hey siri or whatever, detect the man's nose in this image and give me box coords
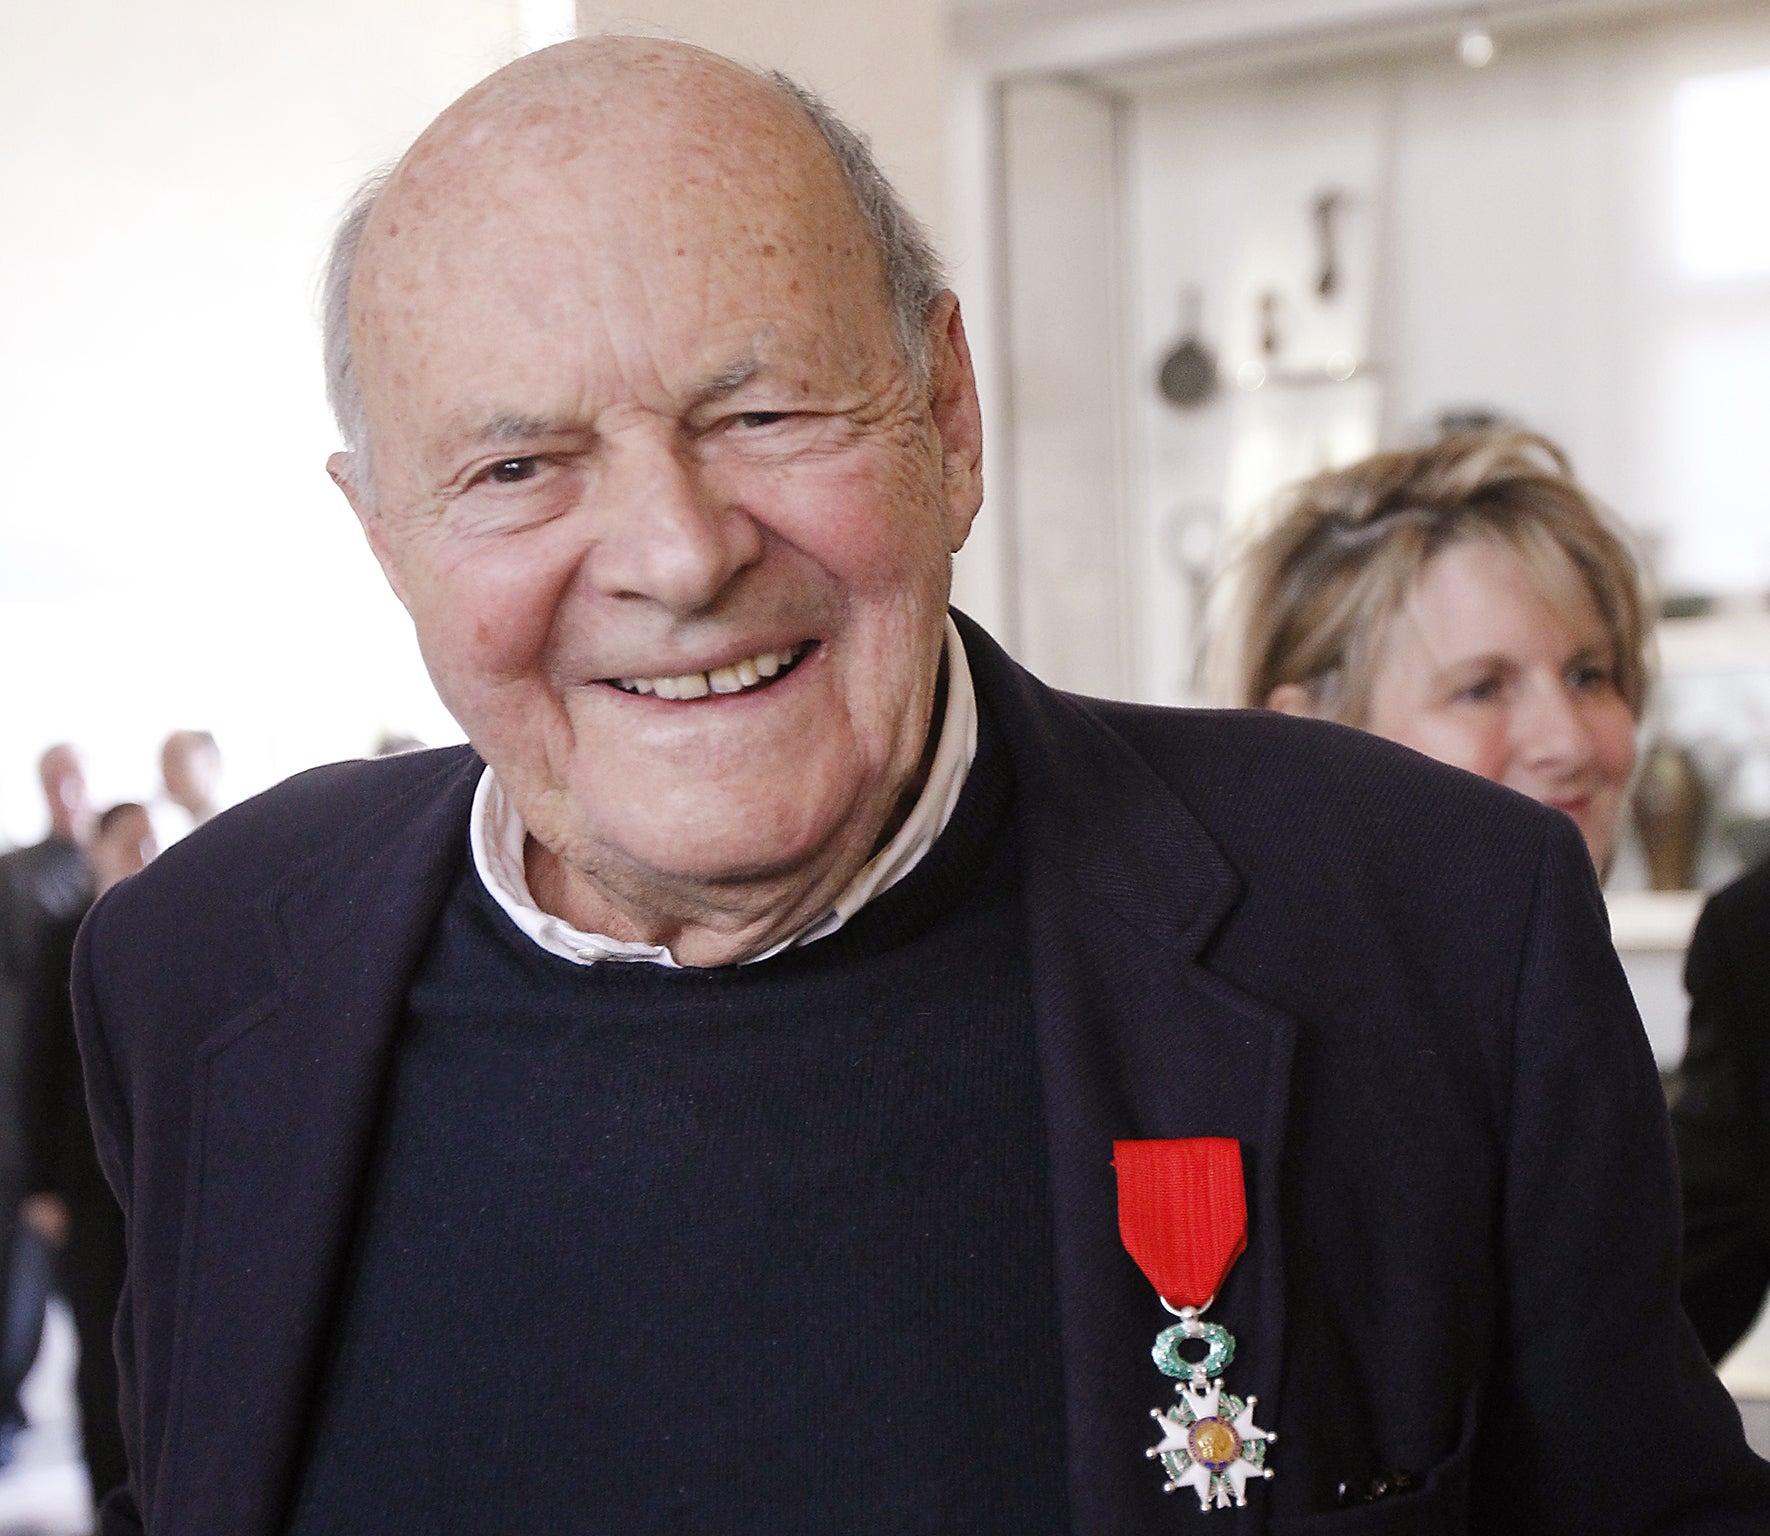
[587,434,764,613]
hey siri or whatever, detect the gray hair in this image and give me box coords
[761,70,946,389]
[319,64,946,479]
[321,167,391,471]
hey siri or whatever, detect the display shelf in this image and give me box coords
[1606,888,1703,952]
[1657,609,1770,678]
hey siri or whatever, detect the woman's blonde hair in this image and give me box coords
[1216,430,1651,723]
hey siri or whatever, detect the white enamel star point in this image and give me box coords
[1148,1407,1190,1458]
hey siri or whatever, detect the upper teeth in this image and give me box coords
[615,644,805,699]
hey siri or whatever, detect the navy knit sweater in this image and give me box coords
[286,711,1070,1534]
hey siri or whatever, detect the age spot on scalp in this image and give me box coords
[761,242,778,257]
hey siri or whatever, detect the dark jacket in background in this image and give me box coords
[0,835,90,1420]
[72,618,1770,1534]
[0,835,92,1194]
[25,903,128,1504]
[1673,857,1770,1362]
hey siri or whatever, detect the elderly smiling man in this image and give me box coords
[73,37,1768,1536]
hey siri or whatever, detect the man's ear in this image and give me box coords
[924,291,984,554]
[328,451,411,610]
[1265,682,1323,718]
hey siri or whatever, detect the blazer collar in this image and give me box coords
[959,615,1298,1533]
[153,747,481,1536]
[955,611,1240,956]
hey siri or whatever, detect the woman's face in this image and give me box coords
[1360,537,1638,868]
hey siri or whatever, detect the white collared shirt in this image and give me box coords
[470,616,978,968]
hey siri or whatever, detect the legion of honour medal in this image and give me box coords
[1114,1137,1275,1512]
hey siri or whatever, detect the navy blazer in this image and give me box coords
[73,616,1770,1533]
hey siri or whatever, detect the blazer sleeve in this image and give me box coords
[1672,878,1770,1364]
[1475,816,1770,1529]
[70,901,147,1536]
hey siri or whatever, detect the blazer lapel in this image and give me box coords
[151,751,480,1536]
[964,619,1298,1533]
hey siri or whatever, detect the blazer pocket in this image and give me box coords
[1268,1384,1479,1535]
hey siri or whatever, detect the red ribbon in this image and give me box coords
[1113,1137,1247,1310]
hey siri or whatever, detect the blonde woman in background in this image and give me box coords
[1218,430,1650,869]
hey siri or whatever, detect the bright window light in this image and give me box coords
[519,0,577,55]
[1673,66,1770,282]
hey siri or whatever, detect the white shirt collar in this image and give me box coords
[469,616,978,968]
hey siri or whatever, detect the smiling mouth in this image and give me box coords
[607,642,813,700]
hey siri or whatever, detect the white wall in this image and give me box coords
[997,79,1134,698]
[0,0,546,843]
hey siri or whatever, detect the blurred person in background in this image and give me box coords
[371,733,427,758]
[1218,430,1649,871]
[0,745,93,1460]
[149,730,222,849]
[22,802,157,1516]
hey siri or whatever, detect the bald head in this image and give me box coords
[323,39,943,489]
[161,729,222,821]
[38,743,91,844]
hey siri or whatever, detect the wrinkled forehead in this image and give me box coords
[349,60,887,404]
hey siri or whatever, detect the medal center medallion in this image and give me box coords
[1189,1419,1241,1469]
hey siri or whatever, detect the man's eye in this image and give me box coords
[734,411,790,430]
[1457,676,1503,704]
[486,457,540,484]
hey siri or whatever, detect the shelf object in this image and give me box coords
[1657,609,1770,678]
[1606,889,1703,952]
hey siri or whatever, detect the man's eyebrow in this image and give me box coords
[449,363,766,444]
[469,412,580,443]
[688,357,763,408]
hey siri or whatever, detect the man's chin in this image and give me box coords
[535,782,876,916]
[603,818,859,900]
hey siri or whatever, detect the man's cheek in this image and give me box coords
[427,568,560,678]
